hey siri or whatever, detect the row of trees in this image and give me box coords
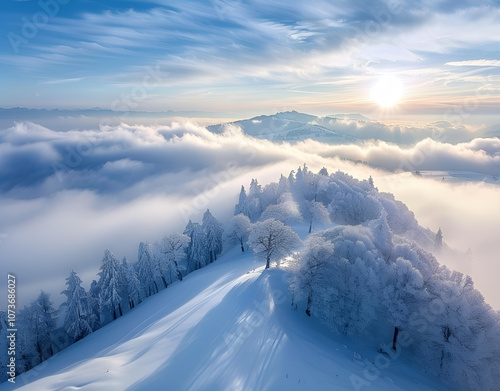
[1,198,304,383]
[0,209,226,381]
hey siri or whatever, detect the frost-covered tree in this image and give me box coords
[22,291,58,363]
[435,227,443,250]
[248,218,301,269]
[368,210,393,260]
[305,200,330,233]
[87,280,101,331]
[161,233,190,281]
[419,271,500,390]
[225,213,251,252]
[121,258,142,309]
[98,249,123,324]
[305,226,384,336]
[382,258,427,351]
[202,209,224,264]
[61,270,93,342]
[261,192,303,225]
[260,182,280,211]
[117,257,132,312]
[234,185,251,217]
[184,221,207,270]
[292,236,335,316]
[247,179,263,221]
[277,174,290,194]
[137,241,161,297]
[318,167,329,176]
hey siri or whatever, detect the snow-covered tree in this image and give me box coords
[136,241,162,297]
[435,227,443,250]
[161,233,190,281]
[318,167,329,176]
[305,226,384,336]
[234,185,251,217]
[277,173,290,194]
[87,280,101,331]
[382,258,427,351]
[202,209,224,264]
[304,200,330,233]
[292,236,335,316]
[23,291,58,363]
[260,192,303,225]
[418,271,500,390]
[248,218,301,269]
[121,258,142,309]
[247,179,263,221]
[225,213,251,252]
[184,221,207,271]
[368,210,393,260]
[61,270,93,342]
[98,249,123,324]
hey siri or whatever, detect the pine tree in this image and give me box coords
[125,260,142,309]
[27,291,58,363]
[247,179,263,221]
[435,227,443,250]
[234,186,251,217]
[202,209,224,264]
[184,221,206,271]
[87,280,101,331]
[61,270,93,342]
[98,249,123,324]
[318,167,329,176]
[136,242,162,297]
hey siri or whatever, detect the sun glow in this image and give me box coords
[370,76,404,107]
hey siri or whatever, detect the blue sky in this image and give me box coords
[1,0,500,117]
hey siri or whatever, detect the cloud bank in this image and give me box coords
[0,120,499,309]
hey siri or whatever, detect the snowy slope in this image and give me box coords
[4,247,453,391]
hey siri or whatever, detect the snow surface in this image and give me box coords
[3,247,454,391]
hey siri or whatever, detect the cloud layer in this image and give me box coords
[0,120,499,309]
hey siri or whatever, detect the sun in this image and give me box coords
[370,76,404,107]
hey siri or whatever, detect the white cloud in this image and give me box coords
[446,60,500,67]
[0,120,499,309]
[41,78,84,85]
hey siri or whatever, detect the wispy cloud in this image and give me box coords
[446,60,500,67]
[1,0,500,113]
[41,77,84,85]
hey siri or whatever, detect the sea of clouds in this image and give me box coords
[0,120,499,309]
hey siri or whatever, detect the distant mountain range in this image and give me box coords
[0,107,213,118]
